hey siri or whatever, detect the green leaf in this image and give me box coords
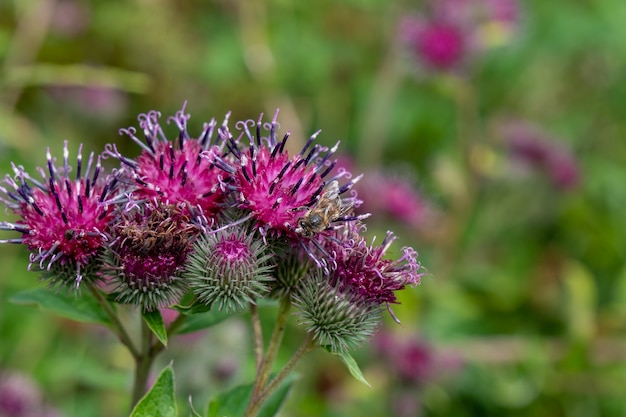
[130,363,177,417]
[10,287,111,326]
[173,308,234,335]
[142,310,168,346]
[171,301,212,315]
[206,373,297,417]
[334,351,371,387]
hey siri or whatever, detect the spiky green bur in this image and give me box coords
[293,271,382,353]
[265,238,312,299]
[185,226,274,312]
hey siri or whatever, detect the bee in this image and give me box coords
[295,180,353,237]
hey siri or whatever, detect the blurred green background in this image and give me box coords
[2,0,626,416]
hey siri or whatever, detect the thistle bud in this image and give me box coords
[293,271,381,353]
[265,238,313,299]
[185,225,273,312]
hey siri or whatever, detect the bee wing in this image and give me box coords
[322,180,340,200]
[339,199,354,216]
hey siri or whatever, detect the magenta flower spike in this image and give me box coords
[104,104,232,220]
[102,202,195,311]
[218,110,366,239]
[0,141,117,288]
[325,223,423,319]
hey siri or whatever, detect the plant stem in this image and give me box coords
[87,283,139,359]
[252,334,315,413]
[258,296,291,389]
[244,296,291,417]
[130,318,156,408]
[250,303,264,372]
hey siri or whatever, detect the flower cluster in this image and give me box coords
[0,104,423,352]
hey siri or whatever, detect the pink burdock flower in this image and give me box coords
[326,223,423,311]
[104,104,231,220]
[294,222,423,352]
[400,0,521,73]
[0,142,117,288]
[402,17,467,71]
[499,120,580,190]
[102,202,196,311]
[220,110,366,239]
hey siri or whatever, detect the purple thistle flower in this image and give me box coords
[104,104,231,220]
[102,202,195,311]
[400,0,521,74]
[324,223,423,319]
[0,141,117,287]
[219,110,365,239]
[400,16,469,72]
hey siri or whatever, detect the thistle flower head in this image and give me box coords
[293,270,381,353]
[103,104,232,219]
[325,223,423,314]
[0,141,117,288]
[103,202,194,311]
[401,16,468,71]
[185,224,274,312]
[219,111,365,239]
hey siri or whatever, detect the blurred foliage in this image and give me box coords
[2,0,626,416]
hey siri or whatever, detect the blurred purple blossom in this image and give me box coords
[374,330,463,385]
[400,0,521,73]
[400,16,469,72]
[50,0,90,37]
[46,86,128,120]
[355,170,434,231]
[499,120,580,190]
[0,371,63,417]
